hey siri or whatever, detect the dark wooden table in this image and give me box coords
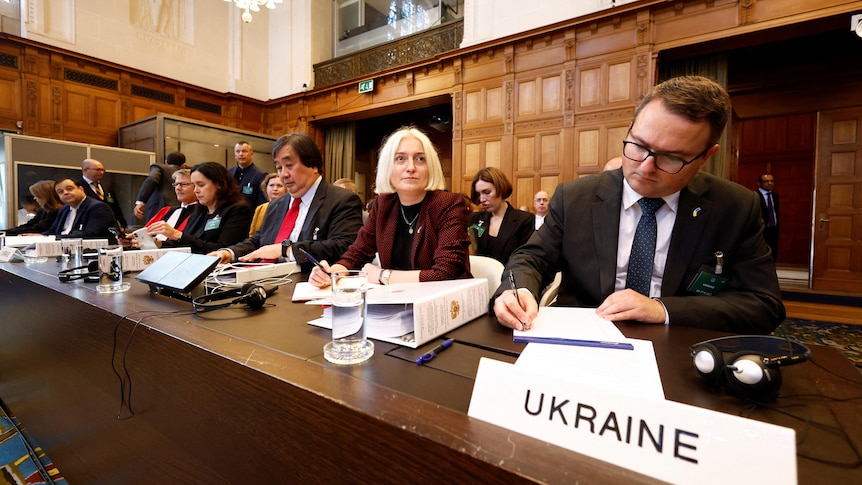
[1,260,859,483]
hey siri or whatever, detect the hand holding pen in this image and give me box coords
[495,271,536,331]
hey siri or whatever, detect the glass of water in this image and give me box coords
[323,270,374,365]
[96,245,131,294]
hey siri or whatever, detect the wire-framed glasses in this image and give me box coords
[622,140,710,174]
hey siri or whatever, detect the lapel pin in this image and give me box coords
[692,207,701,217]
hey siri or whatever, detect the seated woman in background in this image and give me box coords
[468,167,535,265]
[248,173,285,237]
[309,126,471,287]
[2,180,63,235]
[148,162,252,254]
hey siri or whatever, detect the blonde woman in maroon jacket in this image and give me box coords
[309,127,471,287]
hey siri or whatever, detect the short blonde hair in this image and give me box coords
[374,127,446,194]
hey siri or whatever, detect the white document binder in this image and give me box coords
[309,278,489,348]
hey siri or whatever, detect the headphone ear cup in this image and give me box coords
[692,343,725,387]
[723,352,782,401]
[240,283,267,310]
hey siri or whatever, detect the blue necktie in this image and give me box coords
[626,197,665,296]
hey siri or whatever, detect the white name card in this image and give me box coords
[0,246,24,262]
[468,358,796,485]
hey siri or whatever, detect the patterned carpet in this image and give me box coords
[773,318,862,370]
[0,403,66,485]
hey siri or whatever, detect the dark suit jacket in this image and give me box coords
[758,189,779,228]
[469,202,535,265]
[80,178,127,229]
[228,180,363,270]
[136,164,180,222]
[229,163,268,208]
[497,169,785,334]
[168,202,253,254]
[338,191,472,281]
[3,208,59,236]
[43,196,116,240]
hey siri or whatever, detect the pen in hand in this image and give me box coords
[297,246,329,274]
[415,338,453,364]
[508,271,527,331]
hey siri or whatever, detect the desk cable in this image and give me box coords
[111,309,194,420]
[735,357,862,469]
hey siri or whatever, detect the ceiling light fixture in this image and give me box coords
[225,0,282,24]
[852,14,862,38]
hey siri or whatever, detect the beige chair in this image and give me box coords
[539,271,562,306]
[469,255,505,297]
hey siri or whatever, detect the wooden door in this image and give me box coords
[812,108,862,292]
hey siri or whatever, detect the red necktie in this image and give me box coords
[275,198,301,243]
[262,198,300,263]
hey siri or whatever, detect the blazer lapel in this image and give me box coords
[593,173,622,296]
[299,181,327,241]
[663,174,710,295]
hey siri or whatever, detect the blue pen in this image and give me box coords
[297,246,329,274]
[415,339,453,364]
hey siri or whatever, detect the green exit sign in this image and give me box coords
[358,79,374,94]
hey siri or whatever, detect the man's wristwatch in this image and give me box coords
[281,239,293,258]
[379,269,391,285]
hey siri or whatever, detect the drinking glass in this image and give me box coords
[323,270,374,364]
[96,245,131,294]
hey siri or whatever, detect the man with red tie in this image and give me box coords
[210,133,363,271]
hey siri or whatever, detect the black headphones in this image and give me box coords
[192,283,276,313]
[691,335,811,401]
[58,261,100,282]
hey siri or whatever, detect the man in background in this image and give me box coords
[230,141,267,209]
[334,177,368,222]
[533,190,549,229]
[757,173,779,261]
[134,151,186,223]
[80,159,127,231]
[43,178,116,239]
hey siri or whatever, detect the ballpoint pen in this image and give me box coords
[415,338,453,364]
[297,246,329,274]
[508,271,526,331]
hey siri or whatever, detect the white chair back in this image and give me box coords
[539,271,562,306]
[469,255,505,297]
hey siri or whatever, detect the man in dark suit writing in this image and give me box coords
[43,178,116,240]
[211,133,363,270]
[494,76,784,334]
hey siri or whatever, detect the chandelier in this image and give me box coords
[225,0,283,23]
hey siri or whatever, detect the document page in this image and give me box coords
[515,339,665,400]
[512,306,631,349]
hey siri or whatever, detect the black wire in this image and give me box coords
[111,309,193,420]
[732,356,862,469]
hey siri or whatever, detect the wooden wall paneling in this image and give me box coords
[575,13,639,60]
[651,1,739,49]
[413,61,459,96]
[0,69,21,125]
[460,46,512,85]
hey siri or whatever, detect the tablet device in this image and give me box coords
[136,251,219,294]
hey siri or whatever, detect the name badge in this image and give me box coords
[687,265,728,296]
[242,185,254,195]
[205,216,221,231]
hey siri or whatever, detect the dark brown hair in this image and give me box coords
[470,167,513,205]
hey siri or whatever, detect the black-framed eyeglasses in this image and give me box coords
[172,182,193,188]
[622,140,710,174]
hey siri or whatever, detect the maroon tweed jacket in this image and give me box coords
[337,190,472,281]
